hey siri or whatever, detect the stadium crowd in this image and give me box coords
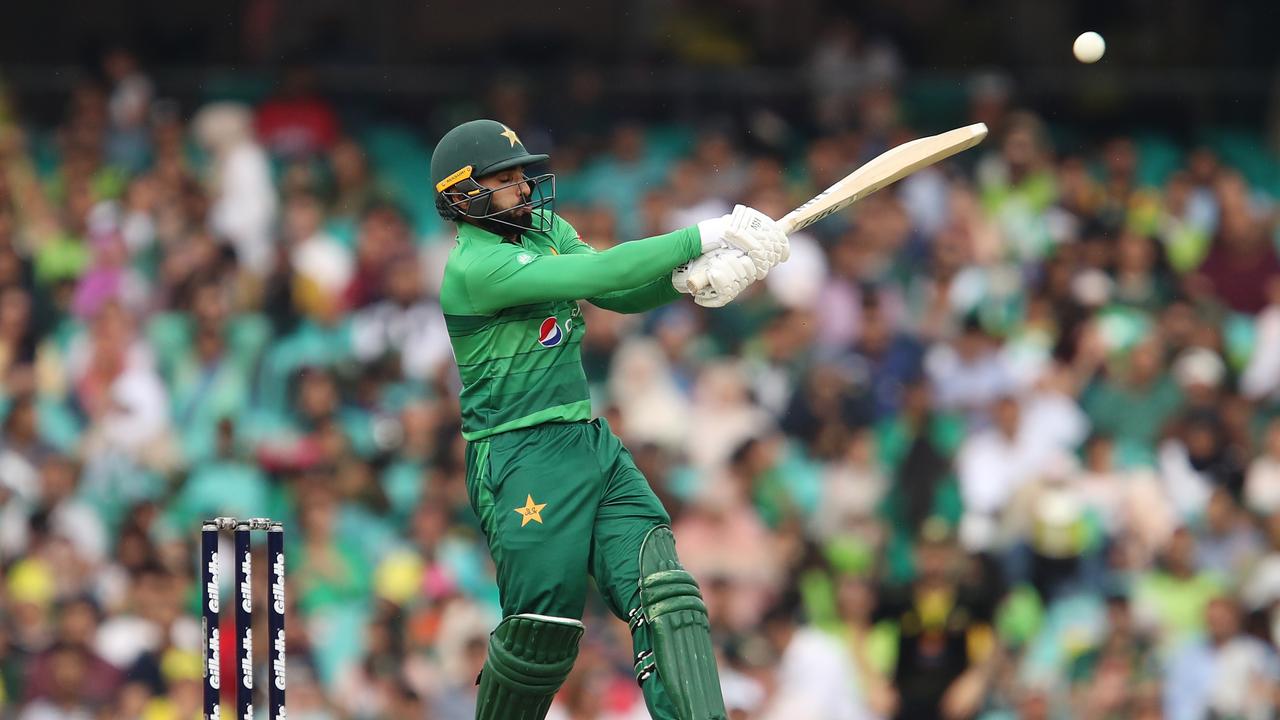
[3,43,1280,720]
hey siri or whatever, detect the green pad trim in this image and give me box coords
[638,526,728,719]
[476,613,584,720]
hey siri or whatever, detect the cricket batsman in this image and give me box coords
[431,119,789,720]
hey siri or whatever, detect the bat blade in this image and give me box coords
[777,122,988,235]
[688,123,987,293]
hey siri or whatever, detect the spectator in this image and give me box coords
[757,598,871,720]
[350,248,450,382]
[1192,172,1280,314]
[71,228,148,319]
[675,467,784,629]
[1066,592,1160,718]
[975,111,1058,263]
[344,202,412,310]
[686,361,774,471]
[284,192,354,306]
[193,102,278,277]
[1163,596,1280,720]
[808,19,902,132]
[136,648,204,720]
[1245,417,1280,515]
[607,337,691,451]
[1171,346,1227,413]
[23,598,121,706]
[1111,231,1173,313]
[255,66,340,159]
[1081,335,1184,465]
[662,159,732,232]
[812,428,888,543]
[101,48,154,173]
[0,390,53,502]
[1240,278,1280,401]
[1002,453,1106,603]
[874,528,996,720]
[693,129,750,203]
[821,573,896,717]
[874,378,965,552]
[1075,434,1175,567]
[0,455,104,565]
[1196,488,1263,580]
[94,561,195,675]
[74,303,176,473]
[0,284,35,381]
[955,395,1037,551]
[841,292,924,423]
[1133,528,1224,649]
[328,138,378,227]
[1157,409,1245,517]
[16,642,95,720]
[926,316,1016,425]
[1242,511,1280,613]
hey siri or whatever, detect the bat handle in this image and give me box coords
[687,268,707,293]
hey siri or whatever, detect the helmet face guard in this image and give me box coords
[437,171,555,235]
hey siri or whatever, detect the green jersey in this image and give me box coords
[440,212,700,440]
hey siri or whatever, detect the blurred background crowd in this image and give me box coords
[4,2,1280,719]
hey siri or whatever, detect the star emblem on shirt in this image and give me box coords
[514,494,546,527]
[499,124,521,147]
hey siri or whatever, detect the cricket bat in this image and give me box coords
[690,122,988,291]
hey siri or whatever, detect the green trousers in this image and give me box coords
[465,417,680,718]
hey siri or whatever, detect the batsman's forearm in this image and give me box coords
[583,226,700,291]
[469,227,700,312]
[589,273,682,313]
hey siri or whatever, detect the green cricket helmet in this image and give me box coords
[431,119,554,234]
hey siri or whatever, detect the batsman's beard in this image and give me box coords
[503,205,534,230]
[472,204,533,236]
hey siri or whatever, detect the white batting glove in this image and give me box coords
[696,213,732,254]
[673,247,759,307]
[723,204,790,278]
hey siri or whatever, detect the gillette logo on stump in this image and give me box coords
[240,552,253,612]
[272,553,285,614]
[241,630,254,690]
[207,628,221,689]
[273,629,287,690]
[206,553,219,613]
